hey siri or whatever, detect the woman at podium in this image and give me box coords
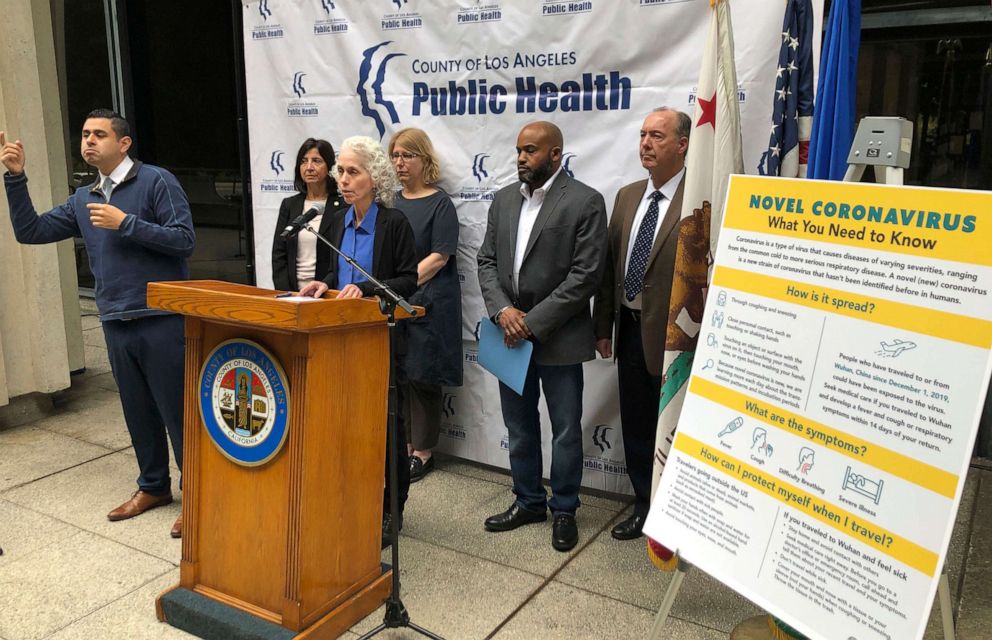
[388,128,463,484]
[271,138,343,291]
[299,136,418,548]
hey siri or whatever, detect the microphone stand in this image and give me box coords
[299,224,443,640]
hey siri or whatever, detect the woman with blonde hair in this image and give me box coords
[389,127,463,483]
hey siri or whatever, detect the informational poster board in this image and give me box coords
[644,175,992,640]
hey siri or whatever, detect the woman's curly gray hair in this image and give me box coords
[332,136,400,208]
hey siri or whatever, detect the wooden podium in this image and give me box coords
[150,281,415,639]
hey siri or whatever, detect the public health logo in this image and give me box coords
[261,150,294,193]
[456,1,502,24]
[472,153,491,183]
[458,150,506,201]
[198,339,290,467]
[314,0,348,34]
[562,152,578,178]
[592,424,613,453]
[292,72,306,98]
[584,424,626,475]
[251,0,284,39]
[287,71,319,117]
[270,150,285,176]
[542,0,593,17]
[357,41,405,139]
[380,0,424,30]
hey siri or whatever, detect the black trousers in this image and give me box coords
[617,307,662,517]
[384,350,410,518]
[102,314,185,495]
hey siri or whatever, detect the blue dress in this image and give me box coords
[395,189,463,387]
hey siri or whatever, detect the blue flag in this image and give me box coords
[807,0,862,180]
[758,0,814,178]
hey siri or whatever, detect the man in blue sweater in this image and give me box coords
[1,109,194,538]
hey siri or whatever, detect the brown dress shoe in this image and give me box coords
[107,490,173,521]
[170,514,182,539]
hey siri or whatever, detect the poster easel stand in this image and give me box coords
[648,116,956,640]
[844,116,955,640]
[647,556,691,639]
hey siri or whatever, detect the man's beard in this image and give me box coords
[518,156,555,187]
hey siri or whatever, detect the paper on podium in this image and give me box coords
[477,318,532,395]
[274,295,322,302]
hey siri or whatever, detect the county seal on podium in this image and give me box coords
[198,339,290,466]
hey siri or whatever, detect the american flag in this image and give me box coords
[758,0,814,177]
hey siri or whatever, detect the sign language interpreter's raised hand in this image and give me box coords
[0,132,26,175]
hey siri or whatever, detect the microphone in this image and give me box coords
[280,204,324,239]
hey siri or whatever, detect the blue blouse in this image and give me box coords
[336,203,378,290]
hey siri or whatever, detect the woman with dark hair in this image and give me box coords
[271,138,342,291]
[388,127,462,483]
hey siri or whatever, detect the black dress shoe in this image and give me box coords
[484,504,547,532]
[409,455,434,483]
[611,513,646,540]
[552,513,578,551]
[381,512,403,549]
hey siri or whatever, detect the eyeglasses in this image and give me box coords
[390,152,418,161]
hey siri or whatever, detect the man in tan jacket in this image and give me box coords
[593,107,689,540]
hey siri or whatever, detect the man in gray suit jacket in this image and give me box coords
[477,121,607,552]
[593,108,689,540]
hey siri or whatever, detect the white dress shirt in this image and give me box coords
[98,156,135,201]
[621,167,685,310]
[513,166,564,294]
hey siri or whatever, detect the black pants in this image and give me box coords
[617,307,662,517]
[384,351,410,518]
[102,314,185,495]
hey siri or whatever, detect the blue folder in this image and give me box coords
[478,318,533,395]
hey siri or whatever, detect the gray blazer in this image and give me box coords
[477,171,607,366]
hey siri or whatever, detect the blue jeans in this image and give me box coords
[498,362,584,515]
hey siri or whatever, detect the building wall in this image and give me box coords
[0,0,84,407]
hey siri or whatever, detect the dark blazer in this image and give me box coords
[477,171,607,366]
[593,174,686,377]
[271,191,343,291]
[319,204,418,300]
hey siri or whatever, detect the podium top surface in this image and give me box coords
[147,280,420,332]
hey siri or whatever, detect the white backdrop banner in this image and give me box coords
[242,0,823,493]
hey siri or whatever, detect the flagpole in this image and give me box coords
[647,0,745,568]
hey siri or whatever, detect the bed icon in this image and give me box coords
[842,466,884,505]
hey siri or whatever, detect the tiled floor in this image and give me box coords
[1,301,989,639]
